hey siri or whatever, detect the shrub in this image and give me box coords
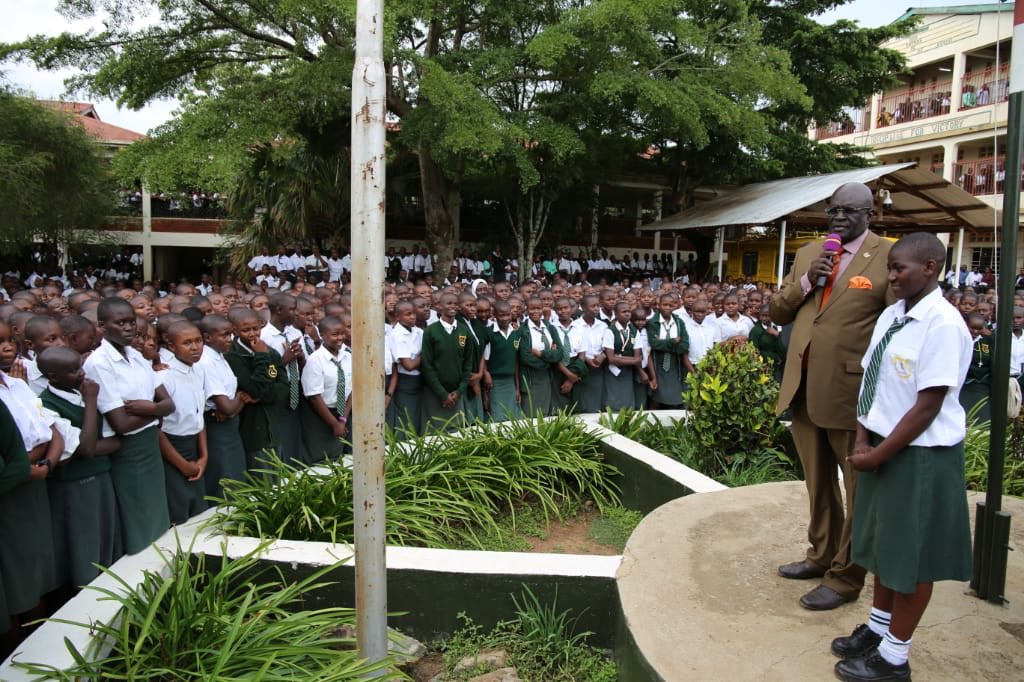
[964,405,1024,497]
[683,341,786,476]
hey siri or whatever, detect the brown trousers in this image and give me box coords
[790,397,866,598]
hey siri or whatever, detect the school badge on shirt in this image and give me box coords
[268,364,279,378]
[458,335,467,348]
[513,339,520,349]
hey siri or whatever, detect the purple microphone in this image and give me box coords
[816,233,842,288]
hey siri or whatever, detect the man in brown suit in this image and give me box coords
[770,182,895,610]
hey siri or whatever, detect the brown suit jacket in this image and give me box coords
[770,231,895,431]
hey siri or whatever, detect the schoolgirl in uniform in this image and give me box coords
[196,315,250,497]
[602,302,642,410]
[832,233,973,681]
[38,346,122,586]
[157,321,209,524]
[84,297,174,554]
[647,294,689,408]
[299,316,351,462]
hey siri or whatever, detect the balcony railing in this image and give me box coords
[814,117,866,140]
[929,162,944,176]
[960,63,1009,110]
[954,156,1013,196]
[876,81,953,127]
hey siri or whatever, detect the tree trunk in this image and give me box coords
[507,188,552,285]
[417,144,456,280]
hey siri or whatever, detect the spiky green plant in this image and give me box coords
[214,413,620,548]
[15,542,397,680]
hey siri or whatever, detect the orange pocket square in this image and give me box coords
[849,276,873,290]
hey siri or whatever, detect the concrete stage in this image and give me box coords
[619,481,1024,681]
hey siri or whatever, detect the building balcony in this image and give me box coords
[876,81,954,128]
[959,63,1009,111]
[953,156,1010,196]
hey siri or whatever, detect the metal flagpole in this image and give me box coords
[970,0,1019,605]
[351,0,389,665]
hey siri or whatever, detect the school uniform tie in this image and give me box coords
[660,317,674,372]
[332,358,346,417]
[559,328,571,366]
[282,333,299,410]
[304,336,315,355]
[857,318,910,418]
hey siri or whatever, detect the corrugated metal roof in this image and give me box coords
[640,163,997,234]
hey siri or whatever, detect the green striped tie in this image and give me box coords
[332,358,346,416]
[560,329,571,365]
[282,333,300,410]
[857,318,910,418]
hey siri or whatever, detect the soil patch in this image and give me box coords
[526,507,619,555]
[408,652,446,681]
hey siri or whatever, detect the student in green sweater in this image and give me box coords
[420,292,474,430]
[749,303,787,383]
[960,312,992,422]
[225,308,289,474]
[38,347,123,588]
[518,296,563,416]
[647,293,689,408]
[483,300,522,421]
[457,292,486,423]
[551,296,588,413]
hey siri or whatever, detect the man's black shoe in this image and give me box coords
[777,560,827,580]
[834,651,911,681]
[831,624,883,658]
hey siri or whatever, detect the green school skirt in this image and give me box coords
[521,366,553,417]
[110,427,170,555]
[48,473,122,587]
[959,383,991,423]
[575,372,605,414]
[203,414,248,499]
[277,405,309,466]
[489,376,522,422]
[603,367,635,411]
[299,401,345,464]
[421,389,465,432]
[163,433,208,526]
[852,436,972,594]
[0,478,56,618]
[393,374,423,436]
[463,391,485,423]
[651,355,686,407]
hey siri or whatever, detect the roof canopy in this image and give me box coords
[640,163,997,235]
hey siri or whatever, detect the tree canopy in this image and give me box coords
[3,0,911,275]
[0,89,115,256]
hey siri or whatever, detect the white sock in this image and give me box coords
[868,607,891,637]
[878,631,911,666]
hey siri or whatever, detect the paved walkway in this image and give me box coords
[619,481,1024,681]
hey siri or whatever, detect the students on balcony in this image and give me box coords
[961,86,977,109]
[977,84,991,106]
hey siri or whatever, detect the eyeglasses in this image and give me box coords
[826,206,873,217]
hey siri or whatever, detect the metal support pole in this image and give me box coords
[672,233,679,278]
[351,0,388,666]
[954,226,965,282]
[716,227,725,282]
[971,0,1021,605]
[777,219,788,288]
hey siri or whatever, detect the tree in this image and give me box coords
[0,89,114,256]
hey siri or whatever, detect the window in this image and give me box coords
[971,247,994,271]
[742,251,758,277]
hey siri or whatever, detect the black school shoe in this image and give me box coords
[834,651,911,681]
[831,624,883,658]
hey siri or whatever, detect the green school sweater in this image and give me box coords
[0,400,29,495]
[749,323,786,367]
[647,314,690,357]
[485,326,520,378]
[421,319,474,400]
[226,339,289,452]
[518,321,563,370]
[39,388,111,480]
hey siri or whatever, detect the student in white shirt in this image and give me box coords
[683,299,719,371]
[22,316,68,396]
[197,315,250,498]
[157,321,209,525]
[569,295,608,413]
[391,301,424,434]
[300,316,351,462]
[260,293,308,465]
[327,248,346,283]
[715,293,754,341]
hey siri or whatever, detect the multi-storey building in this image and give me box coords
[811,3,1015,273]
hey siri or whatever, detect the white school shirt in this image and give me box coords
[261,321,302,379]
[158,357,206,437]
[247,255,267,272]
[857,288,971,447]
[715,314,754,339]
[197,345,238,412]
[84,339,161,437]
[256,273,279,288]
[684,316,719,366]
[0,371,54,450]
[527,321,552,352]
[392,323,424,376]
[636,328,651,367]
[1011,332,1024,377]
[22,356,49,396]
[327,257,345,282]
[301,344,351,408]
[553,321,581,358]
[570,317,608,360]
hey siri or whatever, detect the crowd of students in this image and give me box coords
[1,243,1020,654]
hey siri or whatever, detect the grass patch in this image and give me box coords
[587,506,642,552]
[599,408,798,486]
[440,587,616,682]
[213,414,622,548]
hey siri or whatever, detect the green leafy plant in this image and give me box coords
[964,403,1024,497]
[441,588,616,682]
[214,414,621,548]
[15,542,395,681]
[683,341,787,476]
[587,506,643,552]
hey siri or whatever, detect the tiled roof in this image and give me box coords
[37,100,146,145]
